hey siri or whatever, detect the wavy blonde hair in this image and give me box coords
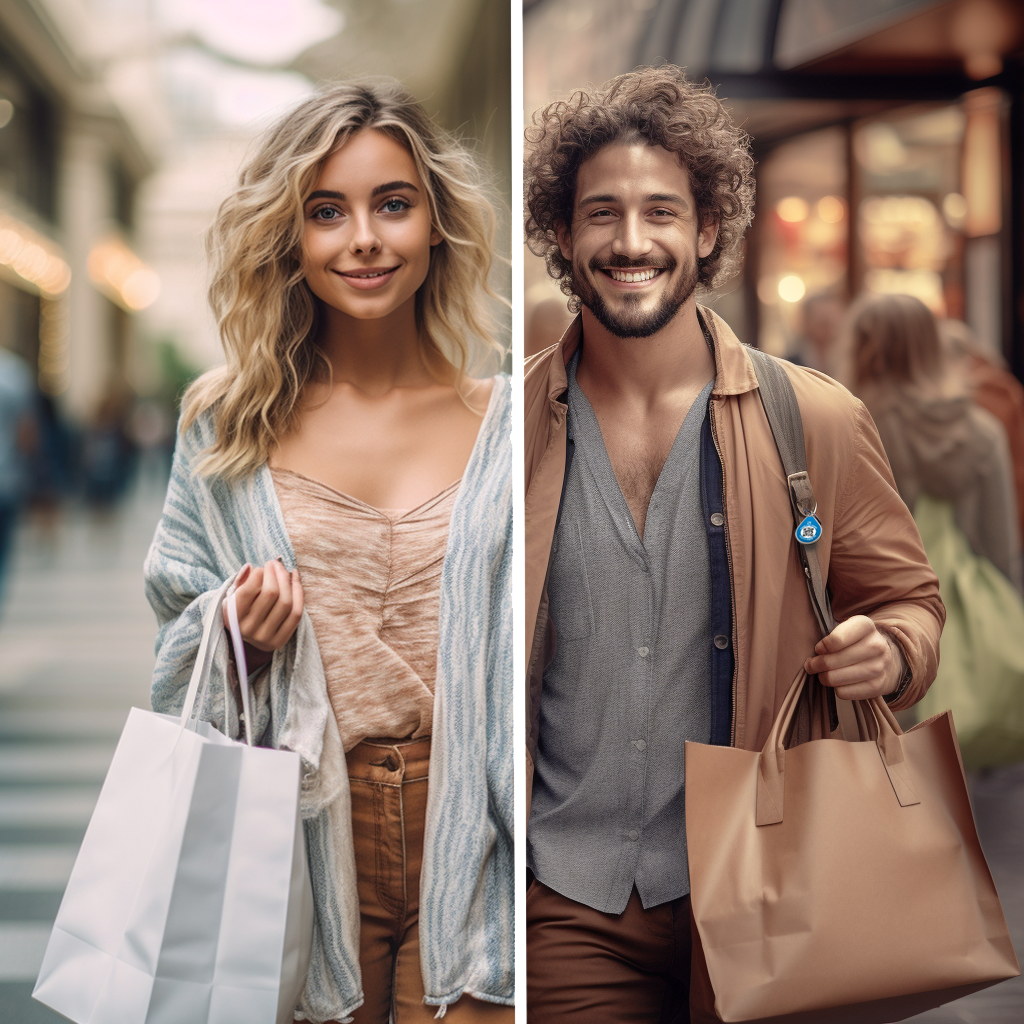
[182,77,506,479]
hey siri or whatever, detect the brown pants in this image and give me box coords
[526,878,692,1023]
[311,738,513,1024]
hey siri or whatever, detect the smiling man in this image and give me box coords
[523,67,945,1022]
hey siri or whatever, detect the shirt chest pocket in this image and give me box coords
[548,520,594,642]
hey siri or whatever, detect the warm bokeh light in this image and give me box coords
[943,192,968,229]
[778,275,806,302]
[0,213,71,296]
[777,197,809,223]
[87,236,161,311]
[817,196,845,223]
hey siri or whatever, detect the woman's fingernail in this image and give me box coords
[239,564,251,581]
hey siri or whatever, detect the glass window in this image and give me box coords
[754,127,848,363]
[853,104,965,317]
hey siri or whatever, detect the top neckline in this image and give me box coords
[269,466,462,520]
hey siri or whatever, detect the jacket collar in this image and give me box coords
[544,304,759,404]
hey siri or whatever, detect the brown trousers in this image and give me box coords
[304,738,513,1024]
[526,878,692,1023]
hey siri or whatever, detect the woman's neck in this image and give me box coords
[315,298,444,395]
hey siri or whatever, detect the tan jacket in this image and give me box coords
[525,309,945,818]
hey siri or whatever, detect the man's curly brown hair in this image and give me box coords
[525,66,755,307]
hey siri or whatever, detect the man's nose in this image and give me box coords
[610,212,652,259]
[348,212,381,255]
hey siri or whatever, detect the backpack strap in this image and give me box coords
[746,347,836,637]
[746,347,851,735]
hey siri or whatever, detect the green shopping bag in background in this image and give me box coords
[914,493,1024,769]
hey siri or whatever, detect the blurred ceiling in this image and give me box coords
[290,0,483,119]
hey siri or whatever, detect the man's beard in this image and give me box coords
[572,254,699,338]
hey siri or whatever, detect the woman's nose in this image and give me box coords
[348,213,381,255]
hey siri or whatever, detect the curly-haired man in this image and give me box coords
[523,67,944,1021]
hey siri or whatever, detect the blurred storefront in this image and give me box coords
[0,0,164,423]
[523,0,1024,376]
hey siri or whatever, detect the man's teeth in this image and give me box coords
[608,268,660,283]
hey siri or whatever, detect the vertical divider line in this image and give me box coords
[509,2,526,1021]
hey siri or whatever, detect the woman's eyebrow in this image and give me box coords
[306,189,344,203]
[370,180,419,197]
[304,182,419,204]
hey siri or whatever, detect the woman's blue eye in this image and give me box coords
[313,206,339,221]
[381,197,409,213]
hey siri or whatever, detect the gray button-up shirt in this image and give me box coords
[527,350,714,914]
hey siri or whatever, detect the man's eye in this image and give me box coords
[381,197,410,214]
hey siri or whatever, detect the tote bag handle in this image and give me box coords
[178,569,255,745]
[755,669,921,826]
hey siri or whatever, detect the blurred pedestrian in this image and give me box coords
[81,390,137,515]
[785,290,848,382]
[144,80,512,1023]
[0,344,35,605]
[850,293,1021,591]
[940,318,1024,547]
[27,389,75,548]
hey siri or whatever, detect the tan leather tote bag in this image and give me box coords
[686,670,1019,1022]
[685,350,1020,1022]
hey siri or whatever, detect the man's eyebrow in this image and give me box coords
[576,192,690,207]
[577,193,618,207]
[304,181,419,204]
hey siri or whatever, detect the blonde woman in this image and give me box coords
[144,80,513,1024]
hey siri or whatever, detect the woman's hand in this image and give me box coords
[223,560,304,671]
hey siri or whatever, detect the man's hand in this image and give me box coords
[223,560,304,671]
[803,615,902,700]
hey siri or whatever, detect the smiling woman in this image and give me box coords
[142,80,513,1024]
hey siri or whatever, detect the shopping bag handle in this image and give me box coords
[225,591,254,747]
[756,669,921,826]
[178,569,251,741]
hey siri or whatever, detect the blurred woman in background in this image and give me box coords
[849,292,1021,591]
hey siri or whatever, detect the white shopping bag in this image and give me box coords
[33,575,314,1024]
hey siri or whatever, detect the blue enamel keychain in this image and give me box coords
[795,507,822,545]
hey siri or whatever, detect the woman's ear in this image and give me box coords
[430,226,443,247]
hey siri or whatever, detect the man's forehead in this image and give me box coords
[574,141,692,201]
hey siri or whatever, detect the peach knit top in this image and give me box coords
[270,466,458,752]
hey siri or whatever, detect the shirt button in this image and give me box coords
[632,739,646,752]
[637,646,650,658]
[714,634,730,649]
[711,512,724,527]
[627,830,639,841]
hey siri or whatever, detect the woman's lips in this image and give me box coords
[333,266,400,290]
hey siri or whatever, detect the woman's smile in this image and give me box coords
[333,265,401,289]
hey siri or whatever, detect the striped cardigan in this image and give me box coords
[144,377,513,1021]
